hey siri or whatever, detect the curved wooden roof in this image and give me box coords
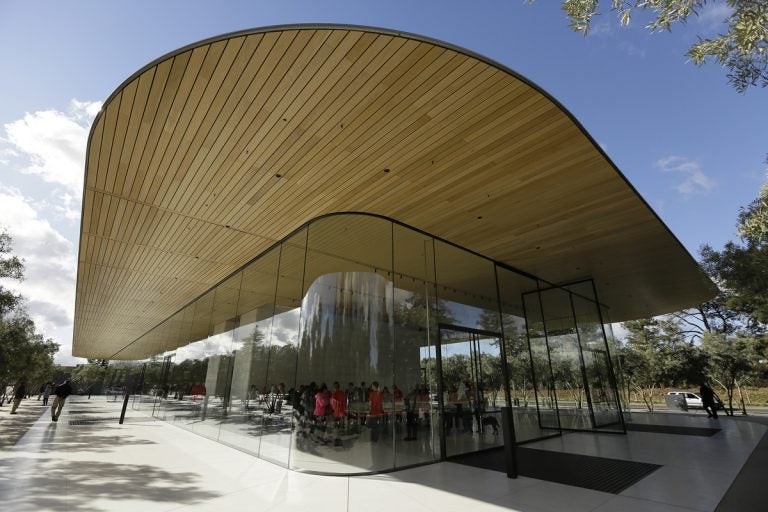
[73,25,715,359]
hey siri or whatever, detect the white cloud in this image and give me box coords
[697,3,734,30]
[619,41,646,58]
[3,99,101,198]
[655,155,715,196]
[589,19,613,37]
[0,99,99,366]
[0,185,78,364]
[0,144,19,165]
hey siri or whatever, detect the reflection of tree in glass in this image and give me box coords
[478,309,536,407]
[395,289,454,391]
[170,359,207,392]
[297,273,395,386]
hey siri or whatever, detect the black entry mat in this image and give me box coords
[451,447,661,494]
[625,423,721,437]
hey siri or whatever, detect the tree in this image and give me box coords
[664,243,765,346]
[619,318,703,411]
[0,229,24,317]
[701,332,762,415]
[739,180,768,242]
[71,361,109,394]
[530,1,768,91]
[689,180,768,330]
[0,231,59,401]
[700,242,768,325]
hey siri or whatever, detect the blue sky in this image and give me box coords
[0,1,765,363]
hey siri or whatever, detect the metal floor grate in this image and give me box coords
[68,418,118,426]
[625,423,721,436]
[451,447,661,494]
[68,417,151,426]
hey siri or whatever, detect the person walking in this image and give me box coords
[700,382,718,419]
[10,378,27,414]
[42,382,53,406]
[51,379,73,422]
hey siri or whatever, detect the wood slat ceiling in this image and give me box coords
[73,25,715,359]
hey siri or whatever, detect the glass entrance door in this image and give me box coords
[438,325,506,458]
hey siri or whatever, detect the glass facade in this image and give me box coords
[124,213,623,475]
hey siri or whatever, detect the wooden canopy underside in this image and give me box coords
[73,25,715,359]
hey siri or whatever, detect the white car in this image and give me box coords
[666,391,724,410]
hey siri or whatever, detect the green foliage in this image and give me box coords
[701,332,763,414]
[529,0,768,91]
[0,231,58,391]
[738,181,768,243]
[0,230,24,317]
[71,361,109,390]
[0,314,58,389]
[700,180,768,326]
[702,242,768,325]
[619,318,706,410]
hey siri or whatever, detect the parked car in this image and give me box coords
[666,391,724,410]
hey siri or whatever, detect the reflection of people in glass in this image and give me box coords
[331,382,347,425]
[331,381,347,446]
[404,384,419,441]
[444,386,457,433]
[462,380,475,433]
[392,384,404,425]
[314,383,331,443]
[473,383,486,433]
[355,381,368,425]
[245,384,258,410]
[418,384,431,425]
[368,381,384,442]
[302,383,316,436]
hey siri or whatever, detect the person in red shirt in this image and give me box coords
[314,383,331,444]
[331,381,347,427]
[369,381,384,442]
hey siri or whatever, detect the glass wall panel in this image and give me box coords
[200,273,242,440]
[147,311,185,418]
[292,216,395,473]
[539,287,592,430]
[392,225,439,467]
[119,214,627,474]
[567,282,623,430]
[497,267,545,442]
[434,240,499,330]
[522,291,559,431]
[146,306,181,419]
[262,229,306,467]
[602,321,630,417]
[433,240,505,458]
[218,247,280,456]
[173,291,217,437]
[135,321,176,420]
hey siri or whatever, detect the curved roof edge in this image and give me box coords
[73,24,716,359]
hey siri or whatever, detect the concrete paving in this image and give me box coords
[0,397,765,511]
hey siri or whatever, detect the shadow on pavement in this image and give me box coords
[0,404,46,450]
[0,456,222,511]
[26,425,158,453]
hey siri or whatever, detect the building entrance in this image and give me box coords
[437,325,506,459]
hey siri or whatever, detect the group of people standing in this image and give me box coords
[6,377,73,421]
[287,381,430,445]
